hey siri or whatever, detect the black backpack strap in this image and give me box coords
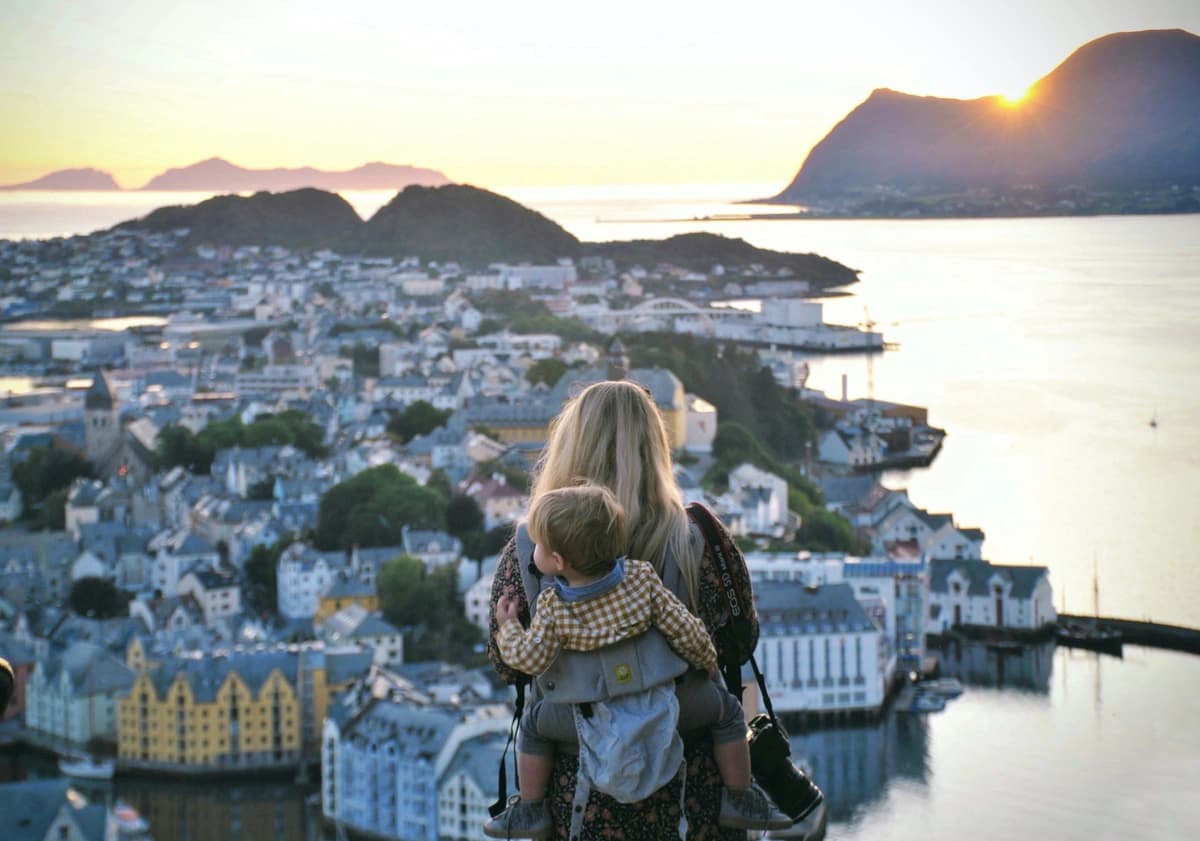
[489,681,525,818]
[491,526,541,818]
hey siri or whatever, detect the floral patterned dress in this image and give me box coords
[487,517,755,841]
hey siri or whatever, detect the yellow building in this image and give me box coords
[118,644,373,771]
[313,576,379,625]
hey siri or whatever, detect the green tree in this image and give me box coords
[387,401,452,444]
[243,537,291,617]
[315,465,447,550]
[525,357,568,387]
[11,447,92,525]
[445,494,485,537]
[378,555,483,662]
[68,576,129,618]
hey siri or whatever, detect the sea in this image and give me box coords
[1,186,1198,839]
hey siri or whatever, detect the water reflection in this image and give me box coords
[785,639,1055,823]
[115,777,319,841]
[935,639,1055,693]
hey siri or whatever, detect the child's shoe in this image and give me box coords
[483,796,552,839]
[718,784,794,831]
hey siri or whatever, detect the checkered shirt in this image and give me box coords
[496,559,718,677]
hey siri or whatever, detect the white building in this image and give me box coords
[177,567,243,626]
[726,462,790,537]
[751,581,886,715]
[277,543,347,620]
[25,641,136,747]
[463,573,493,634]
[320,604,405,667]
[685,394,717,454]
[927,559,1056,634]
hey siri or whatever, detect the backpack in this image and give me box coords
[686,501,759,701]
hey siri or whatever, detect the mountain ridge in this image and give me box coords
[114,184,858,285]
[773,28,1200,205]
[0,158,452,192]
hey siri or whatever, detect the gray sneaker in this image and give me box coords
[483,796,551,839]
[719,784,794,831]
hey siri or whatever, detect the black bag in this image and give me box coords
[689,504,825,824]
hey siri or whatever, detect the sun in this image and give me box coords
[999,85,1033,107]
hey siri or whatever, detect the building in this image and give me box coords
[314,575,379,625]
[176,567,243,626]
[321,698,511,841]
[750,582,887,716]
[0,778,110,841]
[26,641,136,748]
[926,559,1056,634]
[277,543,347,620]
[437,732,510,841]
[319,604,405,667]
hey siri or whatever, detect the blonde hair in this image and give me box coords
[530,380,699,604]
[527,483,626,579]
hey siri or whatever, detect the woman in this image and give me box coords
[488,380,756,840]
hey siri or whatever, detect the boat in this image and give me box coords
[1056,623,1124,657]
[114,802,150,835]
[909,693,946,713]
[918,677,964,697]
[58,754,115,779]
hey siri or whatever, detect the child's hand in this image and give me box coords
[496,590,519,626]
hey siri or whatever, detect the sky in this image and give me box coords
[2,0,1198,189]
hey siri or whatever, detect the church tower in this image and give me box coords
[84,370,121,474]
[606,337,629,381]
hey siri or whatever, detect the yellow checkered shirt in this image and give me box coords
[496,559,718,677]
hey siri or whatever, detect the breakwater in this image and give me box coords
[1058,614,1200,655]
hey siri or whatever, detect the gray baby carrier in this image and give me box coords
[507,524,692,836]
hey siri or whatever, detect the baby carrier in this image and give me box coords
[495,524,692,837]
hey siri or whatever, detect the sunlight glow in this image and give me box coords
[1000,86,1033,107]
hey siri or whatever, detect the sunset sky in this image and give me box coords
[2,0,1197,189]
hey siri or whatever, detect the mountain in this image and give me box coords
[0,168,121,190]
[119,188,362,249]
[358,184,581,264]
[586,233,858,287]
[139,158,452,191]
[774,29,1200,204]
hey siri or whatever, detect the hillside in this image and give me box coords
[586,233,858,288]
[0,168,121,190]
[358,184,582,264]
[119,189,363,249]
[774,29,1200,205]
[140,158,451,191]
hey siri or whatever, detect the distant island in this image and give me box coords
[0,167,122,191]
[0,157,452,192]
[115,184,859,286]
[768,29,1200,218]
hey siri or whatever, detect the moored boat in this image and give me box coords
[58,754,115,779]
[919,677,964,697]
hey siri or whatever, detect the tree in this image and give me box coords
[11,446,92,526]
[243,537,291,617]
[378,555,483,663]
[445,494,485,538]
[315,465,447,550]
[68,577,128,619]
[387,400,452,444]
[525,357,568,387]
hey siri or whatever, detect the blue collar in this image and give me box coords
[551,556,626,602]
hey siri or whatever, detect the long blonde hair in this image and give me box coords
[530,380,700,604]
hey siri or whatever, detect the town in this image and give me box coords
[0,224,1056,841]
